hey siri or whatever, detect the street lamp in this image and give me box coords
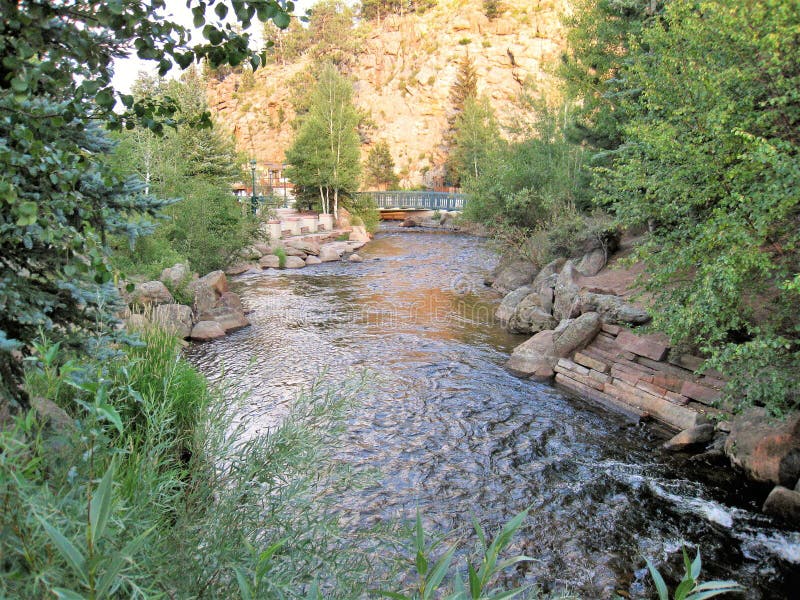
[249,158,258,215]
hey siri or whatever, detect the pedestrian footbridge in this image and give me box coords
[358,191,466,220]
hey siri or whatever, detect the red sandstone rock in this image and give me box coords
[616,330,670,361]
[680,380,721,405]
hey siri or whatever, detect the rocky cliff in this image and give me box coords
[206,0,569,187]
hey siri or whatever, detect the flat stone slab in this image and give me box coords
[616,330,670,361]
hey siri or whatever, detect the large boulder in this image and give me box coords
[762,486,800,523]
[283,246,307,258]
[531,258,565,291]
[552,262,582,321]
[220,292,243,312]
[259,255,281,269]
[305,255,322,266]
[552,312,602,357]
[349,225,370,243]
[193,283,219,315]
[226,263,253,276]
[284,256,306,269]
[496,286,532,325]
[506,330,558,380]
[663,424,716,452]
[286,239,321,255]
[576,248,607,277]
[508,293,558,334]
[159,263,191,288]
[491,259,538,294]
[192,270,228,295]
[349,253,364,263]
[319,245,342,262]
[152,304,194,339]
[130,281,173,306]
[197,306,250,332]
[578,291,651,325]
[724,408,800,486]
[238,245,263,260]
[190,320,226,341]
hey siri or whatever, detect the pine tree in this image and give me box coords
[364,141,399,190]
[448,96,501,183]
[448,53,479,135]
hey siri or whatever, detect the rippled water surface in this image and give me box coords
[187,231,799,598]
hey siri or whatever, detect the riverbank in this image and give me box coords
[486,235,800,526]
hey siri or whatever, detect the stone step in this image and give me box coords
[555,373,647,423]
[603,379,705,431]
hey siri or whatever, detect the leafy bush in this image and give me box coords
[347,194,381,233]
[274,247,287,268]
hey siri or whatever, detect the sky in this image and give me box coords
[112,0,313,93]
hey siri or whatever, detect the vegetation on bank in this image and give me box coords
[462,0,800,416]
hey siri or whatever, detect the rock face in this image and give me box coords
[725,408,800,486]
[190,320,227,341]
[160,263,191,288]
[762,486,800,523]
[152,304,194,339]
[130,281,173,306]
[206,0,569,188]
[663,424,715,452]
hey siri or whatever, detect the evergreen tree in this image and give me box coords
[0,0,291,405]
[364,141,400,189]
[448,53,479,134]
[285,64,361,219]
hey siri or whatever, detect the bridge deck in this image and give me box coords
[359,191,466,211]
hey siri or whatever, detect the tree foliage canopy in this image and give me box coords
[596,0,800,412]
[285,63,361,218]
[363,141,399,190]
[0,0,290,404]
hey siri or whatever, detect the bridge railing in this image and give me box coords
[358,191,467,211]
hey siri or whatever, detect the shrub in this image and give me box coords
[273,247,287,268]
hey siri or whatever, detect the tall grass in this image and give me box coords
[1,329,378,598]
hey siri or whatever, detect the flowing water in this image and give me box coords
[187,230,799,598]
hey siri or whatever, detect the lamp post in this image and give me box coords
[249,158,258,215]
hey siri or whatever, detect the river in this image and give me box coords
[186,230,799,598]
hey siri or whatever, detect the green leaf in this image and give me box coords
[15,201,37,226]
[214,2,228,19]
[645,557,669,600]
[690,549,702,580]
[468,563,480,599]
[52,589,87,600]
[89,459,115,541]
[273,11,290,29]
[416,549,428,577]
[11,77,27,92]
[423,547,455,599]
[97,402,123,435]
[96,90,115,109]
[37,516,88,582]
[233,566,252,600]
[375,592,410,600]
[95,526,155,597]
[675,577,696,600]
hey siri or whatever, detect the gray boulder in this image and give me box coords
[130,281,173,306]
[197,307,250,332]
[496,286,532,325]
[491,259,538,294]
[552,312,601,357]
[190,320,226,341]
[152,304,194,339]
[552,261,581,321]
[160,263,191,288]
[663,424,716,452]
[220,292,243,312]
[284,256,306,269]
[577,248,607,276]
[579,291,651,325]
[508,294,558,334]
[259,255,281,269]
[319,245,341,262]
[193,283,219,315]
[762,486,800,523]
[506,330,557,381]
[531,258,566,290]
